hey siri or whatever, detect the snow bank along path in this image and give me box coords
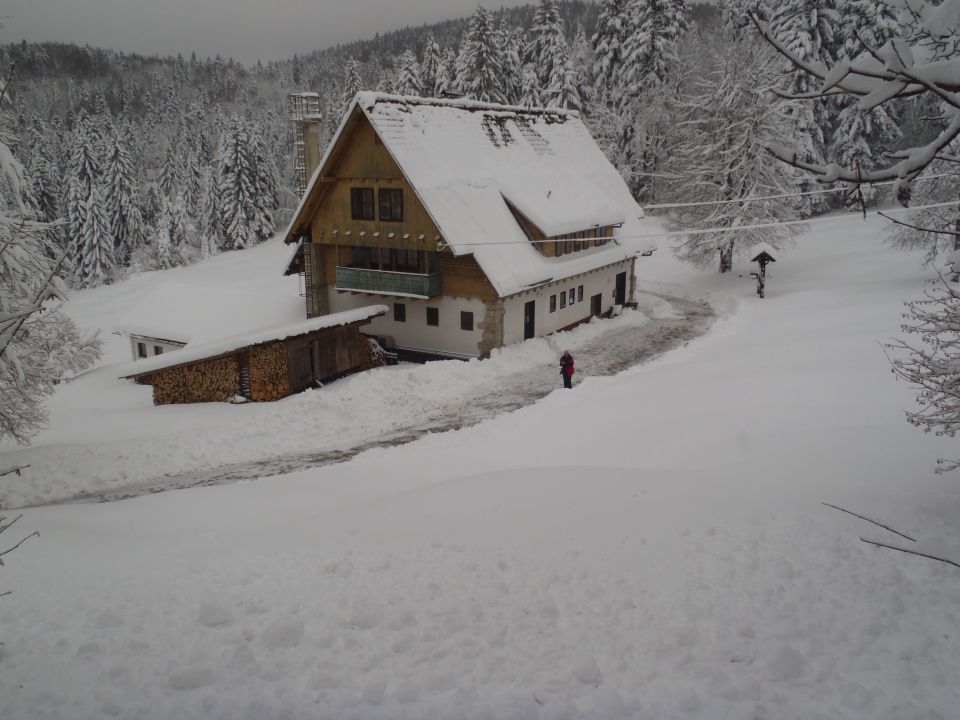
[1,214,959,719]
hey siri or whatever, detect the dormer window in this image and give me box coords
[351,188,375,220]
[379,188,403,222]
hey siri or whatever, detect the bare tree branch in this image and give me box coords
[878,211,960,237]
[860,537,960,569]
[823,503,917,542]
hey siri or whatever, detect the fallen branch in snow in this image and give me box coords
[0,465,29,478]
[823,502,917,542]
[860,537,960,570]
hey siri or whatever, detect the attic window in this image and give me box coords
[379,188,403,222]
[351,188,375,220]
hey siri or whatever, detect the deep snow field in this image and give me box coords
[2,213,960,719]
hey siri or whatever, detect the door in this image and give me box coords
[615,272,627,306]
[523,300,536,340]
[590,293,602,317]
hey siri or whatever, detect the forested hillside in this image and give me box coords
[1,0,926,291]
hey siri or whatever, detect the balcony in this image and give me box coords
[336,266,442,299]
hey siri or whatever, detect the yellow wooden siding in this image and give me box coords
[309,117,441,253]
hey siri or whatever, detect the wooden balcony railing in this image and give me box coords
[336,267,442,298]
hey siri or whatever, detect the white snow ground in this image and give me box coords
[2,214,959,719]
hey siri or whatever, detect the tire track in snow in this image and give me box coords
[54,294,714,505]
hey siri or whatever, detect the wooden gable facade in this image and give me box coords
[291,108,498,323]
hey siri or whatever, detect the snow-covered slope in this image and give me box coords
[1,214,958,719]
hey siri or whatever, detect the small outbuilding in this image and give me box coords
[121,306,387,405]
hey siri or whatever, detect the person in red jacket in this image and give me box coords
[560,350,574,389]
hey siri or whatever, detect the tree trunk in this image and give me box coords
[718,240,734,273]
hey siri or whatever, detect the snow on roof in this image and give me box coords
[113,284,305,345]
[749,242,778,261]
[121,305,388,379]
[286,93,644,297]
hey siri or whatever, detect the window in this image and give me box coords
[351,245,370,268]
[578,285,584,302]
[556,241,564,257]
[461,311,474,331]
[351,187,375,220]
[426,307,439,326]
[568,289,576,304]
[559,292,566,309]
[396,248,420,274]
[549,294,556,313]
[394,303,406,322]
[154,346,164,355]
[379,188,403,222]
[137,342,147,358]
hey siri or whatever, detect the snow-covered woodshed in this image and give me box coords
[121,306,387,405]
[283,92,644,359]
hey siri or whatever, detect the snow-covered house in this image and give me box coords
[283,92,643,359]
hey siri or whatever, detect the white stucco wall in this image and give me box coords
[501,260,633,347]
[129,336,187,362]
[327,290,487,358]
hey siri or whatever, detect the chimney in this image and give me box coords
[288,92,323,198]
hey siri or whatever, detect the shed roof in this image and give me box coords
[121,305,387,379]
[114,283,304,345]
[284,93,642,297]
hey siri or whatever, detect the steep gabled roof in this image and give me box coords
[285,93,642,297]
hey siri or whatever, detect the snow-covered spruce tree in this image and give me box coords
[752,0,960,468]
[1,91,101,443]
[592,0,631,106]
[102,123,141,264]
[342,57,364,112]
[519,65,542,108]
[158,142,181,200]
[457,5,505,104]
[153,199,176,270]
[766,0,842,213]
[528,0,571,104]
[498,23,524,105]
[621,0,690,91]
[198,167,220,258]
[829,0,902,180]
[570,23,594,111]
[65,117,98,256]
[421,36,443,97]
[217,115,275,251]
[665,31,804,272]
[597,0,689,201]
[74,183,114,286]
[395,50,423,97]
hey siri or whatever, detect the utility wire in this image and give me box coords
[441,200,960,248]
[641,173,954,211]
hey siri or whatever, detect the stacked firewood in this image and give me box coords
[249,343,290,401]
[360,337,387,370]
[152,356,240,405]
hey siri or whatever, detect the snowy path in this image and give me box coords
[57,294,714,505]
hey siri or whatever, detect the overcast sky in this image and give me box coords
[1,0,537,64]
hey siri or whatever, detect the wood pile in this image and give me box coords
[359,336,387,371]
[248,343,290,402]
[152,356,240,405]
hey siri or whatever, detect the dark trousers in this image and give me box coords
[563,373,572,389]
